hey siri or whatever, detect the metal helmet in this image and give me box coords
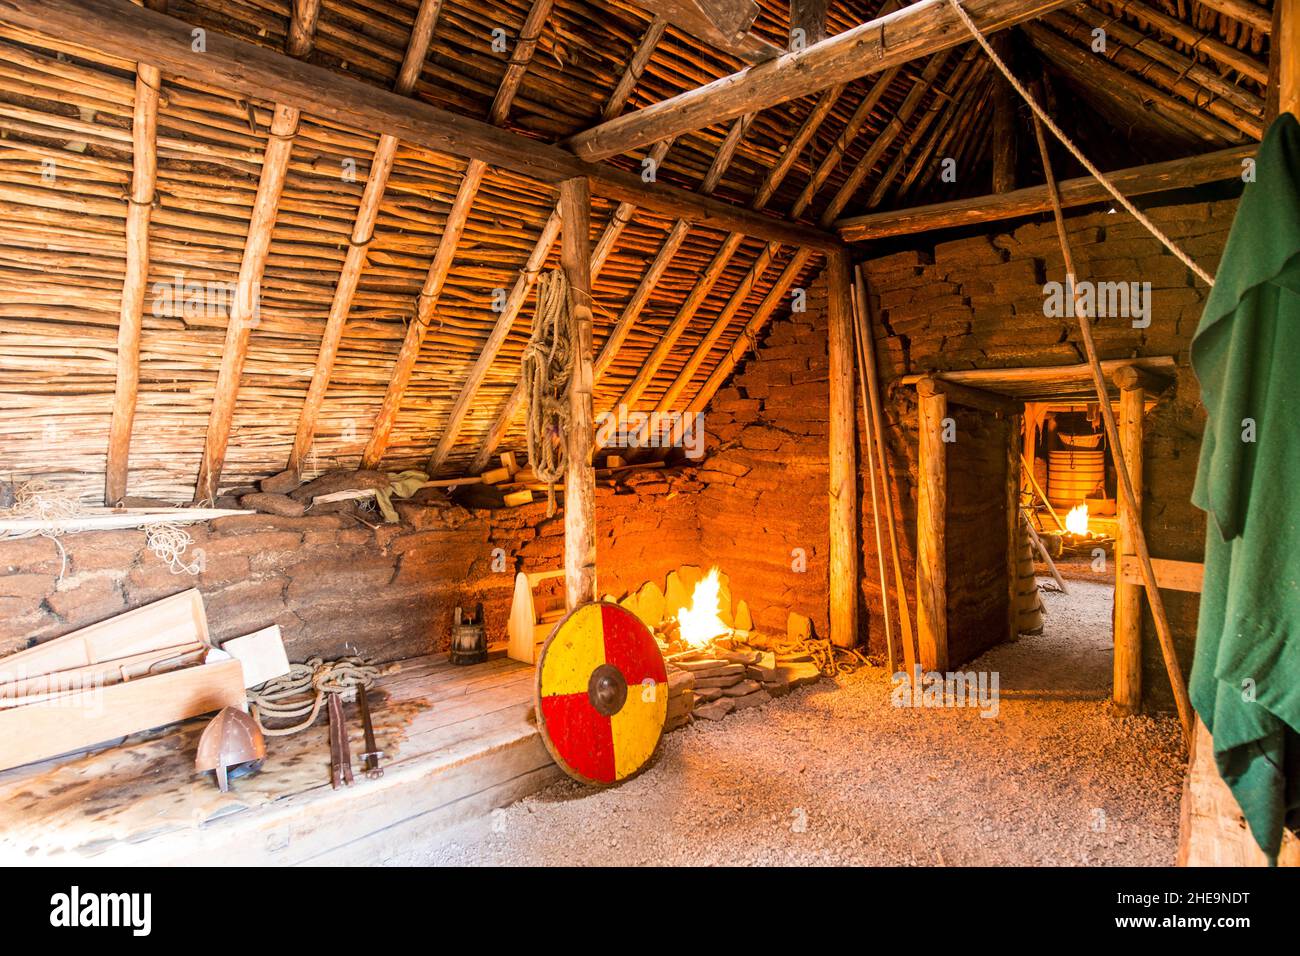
[196,706,266,791]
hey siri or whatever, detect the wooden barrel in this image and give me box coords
[1048,449,1105,508]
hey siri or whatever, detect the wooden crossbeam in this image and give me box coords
[287,0,444,474]
[103,0,166,506]
[360,0,552,469]
[193,2,319,501]
[8,0,838,253]
[837,145,1255,241]
[562,0,1077,163]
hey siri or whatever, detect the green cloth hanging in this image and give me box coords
[1190,113,1300,863]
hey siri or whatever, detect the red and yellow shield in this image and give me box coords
[535,602,668,786]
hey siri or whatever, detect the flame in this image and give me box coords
[1065,504,1089,536]
[677,567,729,648]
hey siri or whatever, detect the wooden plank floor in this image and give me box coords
[0,651,561,865]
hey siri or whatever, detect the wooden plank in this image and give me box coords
[0,659,245,773]
[563,0,1076,162]
[1113,383,1144,715]
[916,387,947,672]
[220,624,289,688]
[0,508,250,534]
[5,0,837,251]
[837,146,1255,241]
[1119,556,1204,594]
[827,249,858,649]
[103,19,162,506]
[560,177,596,610]
[0,589,210,679]
[287,0,444,472]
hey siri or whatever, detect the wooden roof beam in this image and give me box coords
[6,0,838,253]
[1194,0,1273,35]
[562,0,1079,163]
[1104,0,1268,85]
[836,143,1255,241]
[287,0,444,475]
[193,1,319,502]
[602,17,668,121]
[103,0,167,506]
[361,0,552,469]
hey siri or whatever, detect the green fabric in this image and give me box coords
[374,470,428,523]
[1189,113,1300,863]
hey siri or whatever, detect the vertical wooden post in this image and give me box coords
[560,177,596,610]
[990,32,1017,193]
[1006,412,1022,642]
[828,250,859,649]
[1113,381,1145,715]
[915,378,948,672]
[1282,0,1300,120]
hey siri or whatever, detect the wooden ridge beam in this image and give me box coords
[4,0,839,253]
[836,145,1255,241]
[103,0,166,506]
[361,0,551,468]
[287,0,444,474]
[194,1,319,501]
[562,0,1077,163]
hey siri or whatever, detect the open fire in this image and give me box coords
[1065,503,1089,536]
[676,567,730,648]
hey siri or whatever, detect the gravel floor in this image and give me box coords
[390,582,1185,867]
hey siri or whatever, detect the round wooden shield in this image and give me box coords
[535,601,668,787]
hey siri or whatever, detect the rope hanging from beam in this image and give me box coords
[522,269,574,516]
[946,0,1217,288]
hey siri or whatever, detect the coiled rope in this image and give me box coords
[522,268,574,517]
[247,656,381,737]
[945,0,1216,288]
[145,522,202,575]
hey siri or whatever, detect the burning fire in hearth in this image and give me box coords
[677,567,730,648]
[1065,503,1089,536]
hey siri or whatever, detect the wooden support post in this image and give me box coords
[1006,412,1022,642]
[559,178,596,610]
[1113,377,1145,716]
[915,379,948,672]
[990,31,1017,193]
[104,8,163,506]
[827,250,858,649]
[1282,0,1300,120]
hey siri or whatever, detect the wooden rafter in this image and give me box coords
[193,2,319,501]
[7,0,838,252]
[360,0,552,469]
[622,79,848,413]
[1194,0,1273,35]
[1103,0,1268,86]
[603,16,667,120]
[563,0,1078,163]
[838,143,1254,241]
[103,0,166,506]
[287,0,444,474]
[817,51,955,226]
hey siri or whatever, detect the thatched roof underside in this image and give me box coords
[0,0,1276,501]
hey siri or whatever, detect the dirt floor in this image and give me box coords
[389,579,1186,866]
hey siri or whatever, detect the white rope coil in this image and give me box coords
[946,0,1216,288]
[146,522,202,575]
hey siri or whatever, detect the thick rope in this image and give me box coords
[522,269,573,517]
[945,0,1216,288]
[247,656,380,737]
[146,521,202,575]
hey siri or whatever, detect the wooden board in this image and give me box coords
[0,589,210,680]
[220,625,289,688]
[0,658,245,772]
[1119,556,1204,593]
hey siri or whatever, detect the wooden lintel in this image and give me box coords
[916,376,1023,417]
[563,0,1077,163]
[8,0,839,253]
[899,356,1176,389]
[837,146,1255,242]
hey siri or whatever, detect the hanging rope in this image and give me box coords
[247,656,381,737]
[522,268,574,517]
[945,0,1216,288]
